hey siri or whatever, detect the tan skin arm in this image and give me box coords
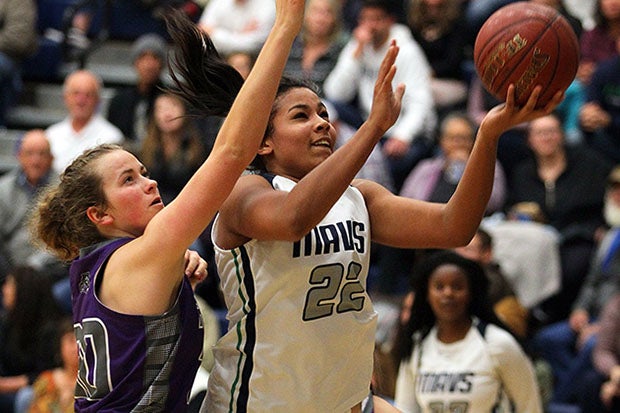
[216,42,405,248]
[100,0,306,315]
[355,85,564,249]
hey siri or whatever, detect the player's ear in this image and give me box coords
[86,205,113,226]
[257,138,274,156]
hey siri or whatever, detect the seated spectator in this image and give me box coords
[508,112,613,323]
[482,208,562,315]
[284,0,349,95]
[580,36,620,164]
[462,0,519,46]
[324,0,436,192]
[590,294,620,412]
[530,0,583,38]
[528,165,620,406]
[577,0,620,86]
[0,267,63,413]
[0,130,66,283]
[0,0,38,126]
[0,130,70,315]
[466,74,530,181]
[27,317,77,413]
[140,92,207,205]
[107,33,169,147]
[400,111,506,214]
[407,0,469,115]
[392,251,542,412]
[46,69,124,174]
[454,227,529,338]
[197,0,276,56]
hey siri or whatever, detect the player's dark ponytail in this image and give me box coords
[165,10,244,118]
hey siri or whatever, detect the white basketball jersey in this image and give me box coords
[203,175,377,413]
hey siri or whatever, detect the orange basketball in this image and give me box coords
[473,2,579,108]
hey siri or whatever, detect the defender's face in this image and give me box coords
[94,150,163,237]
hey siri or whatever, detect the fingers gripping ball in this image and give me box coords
[473,1,579,107]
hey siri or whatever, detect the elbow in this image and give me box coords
[448,227,476,248]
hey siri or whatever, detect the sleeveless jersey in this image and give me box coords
[70,238,203,412]
[203,174,378,413]
[396,321,542,413]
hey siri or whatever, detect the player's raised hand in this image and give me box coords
[274,0,306,35]
[482,85,564,137]
[367,40,405,135]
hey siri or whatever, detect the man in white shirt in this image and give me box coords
[46,69,124,174]
[198,0,275,56]
[324,0,436,192]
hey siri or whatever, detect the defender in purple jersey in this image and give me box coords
[29,0,309,409]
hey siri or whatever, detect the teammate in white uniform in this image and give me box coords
[393,251,542,413]
[198,2,563,411]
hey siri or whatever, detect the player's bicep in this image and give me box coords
[218,176,297,245]
[355,179,447,248]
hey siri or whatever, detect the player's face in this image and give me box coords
[94,150,163,237]
[427,264,471,324]
[261,87,336,181]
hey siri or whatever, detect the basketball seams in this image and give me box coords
[473,2,579,107]
[475,15,558,96]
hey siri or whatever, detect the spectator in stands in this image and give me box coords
[577,0,620,86]
[197,0,276,56]
[46,69,124,174]
[454,227,529,338]
[107,33,169,148]
[0,0,38,126]
[407,0,469,115]
[580,36,620,164]
[26,317,77,413]
[0,266,63,413]
[530,0,583,38]
[140,91,207,205]
[226,51,254,80]
[508,112,613,323]
[284,0,349,95]
[483,202,563,321]
[589,293,620,412]
[392,251,542,412]
[0,130,66,282]
[324,0,436,192]
[528,165,620,406]
[462,0,519,46]
[400,111,506,214]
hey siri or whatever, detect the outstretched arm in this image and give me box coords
[105,0,307,314]
[361,85,564,249]
[218,41,405,245]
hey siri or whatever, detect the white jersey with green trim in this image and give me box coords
[203,174,377,413]
[395,322,543,413]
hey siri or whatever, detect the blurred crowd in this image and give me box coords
[1,0,619,412]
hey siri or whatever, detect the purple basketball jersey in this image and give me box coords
[70,238,203,412]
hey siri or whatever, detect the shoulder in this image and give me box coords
[0,168,17,186]
[481,323,523,355]
[91,116,124,139]
[46,119,70,135]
